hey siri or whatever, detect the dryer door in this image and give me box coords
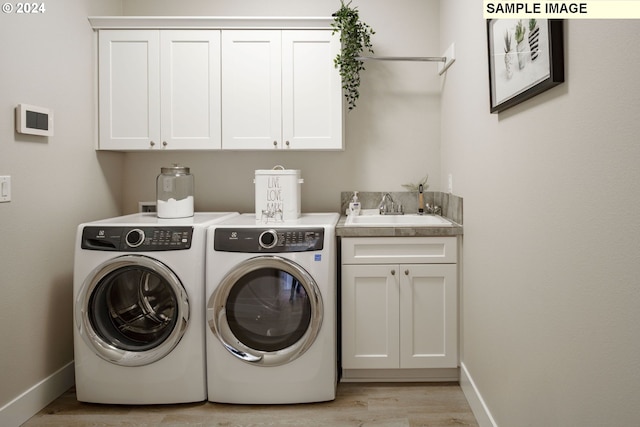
[76,255,189,367]
[208,256,323,366]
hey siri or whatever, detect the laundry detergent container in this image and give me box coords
[254,166,303,221]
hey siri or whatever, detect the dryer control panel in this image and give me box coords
[214,228,324,253]
[81,226,193,251]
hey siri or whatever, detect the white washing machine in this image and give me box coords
[73,212,238,404]
[206,213,340,404]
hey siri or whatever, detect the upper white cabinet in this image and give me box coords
[98,30,221,150]
[282,31,343,150]
[221,30,281,150]
[221,30,343,150]
[161,31,222,150]
[92,18,343,151]
[98,30,159,150]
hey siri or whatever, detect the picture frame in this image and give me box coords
[487,19,564,113]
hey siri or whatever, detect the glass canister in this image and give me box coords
[156,165,194,218]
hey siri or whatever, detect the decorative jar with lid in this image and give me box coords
[156,165,194,218]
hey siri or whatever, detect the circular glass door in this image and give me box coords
[208,256,323,366]
[76,255,189,367]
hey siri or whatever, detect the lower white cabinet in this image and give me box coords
[341,237,458,377]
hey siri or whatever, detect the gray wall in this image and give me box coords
[120,0,442,215]
[0,0,123,415]
[0,0,441,422]
[441,2,640,425]
[5,1,639,425]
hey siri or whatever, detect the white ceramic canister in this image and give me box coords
[254,165,303,222]
[156,165,194,218]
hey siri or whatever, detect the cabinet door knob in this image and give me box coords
[150,141,155,147]
[390,269,396,275]
[404,269,410,276]
[273,141,278,147]
[285,140,290,147]
[162,141,168,147]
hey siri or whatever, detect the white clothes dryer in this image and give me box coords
[206,213,340,404]
[73,212,238,404]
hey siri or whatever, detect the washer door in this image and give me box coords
[208,256,323,366]
[76,255,189,367]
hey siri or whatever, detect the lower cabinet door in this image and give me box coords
[342,263,458,371]
[399,264,458,369]
[341,264,400,369]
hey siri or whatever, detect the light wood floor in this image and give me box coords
[22,383,478,426]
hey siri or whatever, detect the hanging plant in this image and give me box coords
[331,0,375,111]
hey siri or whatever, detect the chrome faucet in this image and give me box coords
[378,193,404,215]
[378,193,392,213]
[424,203,442,215]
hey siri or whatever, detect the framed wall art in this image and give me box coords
[487,19,564,113]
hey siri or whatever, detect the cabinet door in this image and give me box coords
[221,30,281,150]
[342,265,400,369]
[399,264,458,368]
[160,31,221,149]
[98,30,160,150]
[281,30,343,150]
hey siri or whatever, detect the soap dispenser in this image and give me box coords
[348,191,361,216]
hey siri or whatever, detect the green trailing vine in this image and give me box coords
[331,0,375,111]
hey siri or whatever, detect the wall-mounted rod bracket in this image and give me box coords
[438,43,456,75]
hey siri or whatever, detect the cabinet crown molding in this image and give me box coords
[88,16,334,30]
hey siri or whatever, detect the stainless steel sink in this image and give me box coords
[345,212,453,227]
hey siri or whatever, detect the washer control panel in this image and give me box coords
[81,226,193,251]
[214,228,324,253]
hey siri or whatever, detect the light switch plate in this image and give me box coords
[0,176,11,202]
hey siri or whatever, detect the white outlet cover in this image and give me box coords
[138,201,157,213]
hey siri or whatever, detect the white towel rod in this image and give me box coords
[355,43,456,75]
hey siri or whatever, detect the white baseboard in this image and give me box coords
[460,362,498,427]
[0,361,74,427]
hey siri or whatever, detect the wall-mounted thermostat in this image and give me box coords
[16,104,54,137]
